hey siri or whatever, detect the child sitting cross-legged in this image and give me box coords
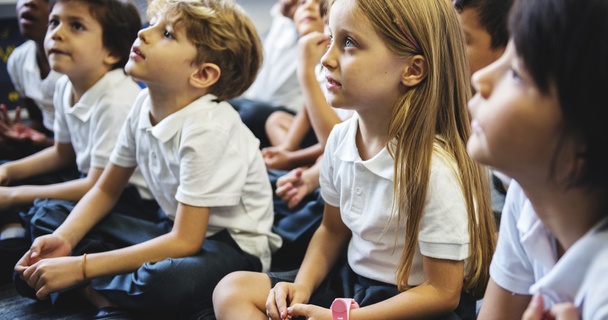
[14,0,281,318]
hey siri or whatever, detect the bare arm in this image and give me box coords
[0,142,108,208]
[297,32,341,147]
[1,142,75,183]
[477,279,532,320]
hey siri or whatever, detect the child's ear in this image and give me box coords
[401,55,428,87]
[190,63,221,89]
[103,53,121,68]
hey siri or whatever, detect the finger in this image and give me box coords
[287,193,302,209]
[281,188,298,203]
[286,303,310,318]
[265,288,281,320]
[275,182,293,197]
[273,285,290,319]
[548,303,578,320]
[0,104,12,126]
[522,293,545,320]
[14,106,22,123]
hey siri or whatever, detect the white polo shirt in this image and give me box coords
[110,90,282,271]
[53,69,149,197]
[7,40,62,131]
[242,4,302,112]
[320,115,470,285]
[490,182,608,319]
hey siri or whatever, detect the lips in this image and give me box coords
[47,48,66,55]
[326,75,341,86]
[131,46,145,59]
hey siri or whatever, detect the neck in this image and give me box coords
[34,40,51,79]
[519,181,605,252]
[146,84,208,125]
[355,109,391,161]
[69,68,110,105]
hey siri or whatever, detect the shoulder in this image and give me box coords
[581,247,608,319]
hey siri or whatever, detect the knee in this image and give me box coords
[213,271,268,319]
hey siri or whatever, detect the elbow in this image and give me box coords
[443,290,462,313]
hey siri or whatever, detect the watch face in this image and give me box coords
[331,300,348,313]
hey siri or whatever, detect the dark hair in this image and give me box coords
[510,0,608,189]
[453,0,512,49]
[50,0,141,70]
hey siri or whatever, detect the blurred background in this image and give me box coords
[0,0,276,110]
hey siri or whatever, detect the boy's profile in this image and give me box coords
[15,0,281,318]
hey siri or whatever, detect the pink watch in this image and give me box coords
[330,298,359,320]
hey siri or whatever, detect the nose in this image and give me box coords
[137,25,151,43]
[321,39,336,70]
[471,59,499,100]
[48,22,63,40]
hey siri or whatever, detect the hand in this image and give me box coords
[276,167,315,208]
[522,293,579,320]
[265,282,311,320]
[15,234,73,273]
[297,32,331,73]
[287,303,332,320]
[262,147,295,171]
[19,255,84,299]
[0,104,48,145]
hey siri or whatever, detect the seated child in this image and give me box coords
[213,0,496,319]
[453,0,515,226]
[0,0,144,285]
[471,0,608,319]
[15,0,281,318]
[1,0,62,159]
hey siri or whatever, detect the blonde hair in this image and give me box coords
[355,0,496,299]
[147,0,263,100]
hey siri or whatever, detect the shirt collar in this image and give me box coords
[334,115,394,181]
[529,216,608,306]
[66,69,126,121]
[138,93,219,143]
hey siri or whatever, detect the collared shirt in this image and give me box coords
[111,90,282,271]
[320,114,470,285]
[7,40,62,131]
[242,4,302,112]
[490,181,608,319]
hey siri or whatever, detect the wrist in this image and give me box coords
[331,298,359,320]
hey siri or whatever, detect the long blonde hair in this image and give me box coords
[356,0,496,298]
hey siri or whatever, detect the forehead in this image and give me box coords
[328,0,366,32]
[50,1,95,19]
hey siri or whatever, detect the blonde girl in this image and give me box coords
[213,0,495,319]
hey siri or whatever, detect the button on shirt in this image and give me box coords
[110,90,282,271]
[490,181,608,319]
[320,115,470,285]
[52,69,149,198]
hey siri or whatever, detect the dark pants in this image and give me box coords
[229,98,317,149]
[15,197,262,318]
[268,260,477,320]
[268,169,324,272]
[0,159,79,285]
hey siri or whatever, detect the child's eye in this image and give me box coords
[48,18,59,27]
[72,22,85,31]
[163,30,175,39]
[344,37,354,48]
[509,67,522,82]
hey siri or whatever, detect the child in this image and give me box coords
[0,0,144,285]
[229,0,302,149]
[470,0,608,318]
[213,0,496,319]
[453,0,514,226]
[1,0,62,159]
[15,0,281,318]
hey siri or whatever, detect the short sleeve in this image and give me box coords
[489,183,537,295]
[320,125,340,207]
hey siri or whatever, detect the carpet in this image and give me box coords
[0,283,91,319]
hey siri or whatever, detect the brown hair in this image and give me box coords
[147,0,263,100]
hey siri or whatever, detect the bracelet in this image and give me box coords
[82,253,88,281]
[331,298,359,320]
